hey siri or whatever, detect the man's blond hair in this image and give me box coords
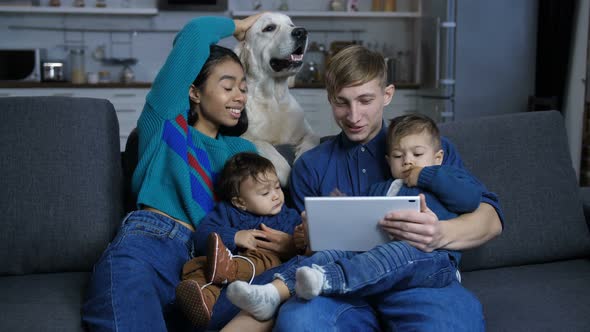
[324,45,387,104]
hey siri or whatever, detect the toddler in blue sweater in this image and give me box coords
[175,152,301,328]
[226,113,489,321]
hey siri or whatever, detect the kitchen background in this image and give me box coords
[1,0,588,181]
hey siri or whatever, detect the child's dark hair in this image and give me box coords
[188,44,248,136]
[386,114,441,153]
[215,152,277,202]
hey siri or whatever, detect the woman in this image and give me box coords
[82,13,279,331]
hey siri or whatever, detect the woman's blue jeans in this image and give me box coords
[82,211,195,331]
[81,210,301,331]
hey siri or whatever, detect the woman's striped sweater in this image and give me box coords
[131,16,256,228]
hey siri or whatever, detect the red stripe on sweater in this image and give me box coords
[176,114,188,133]
[174,114,218,201]
[188,153,213,191]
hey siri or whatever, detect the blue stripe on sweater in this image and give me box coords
[186,128,217,182]
[163,119,215,211]
[191,171,215,213]
[162,120,188,162]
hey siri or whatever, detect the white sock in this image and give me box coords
[295,264,325,300]
[226,281,280,321]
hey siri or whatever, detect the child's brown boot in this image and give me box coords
[175,279,217,328]
[206,232,254,284]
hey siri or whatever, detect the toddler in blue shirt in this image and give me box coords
[175,152,301,328]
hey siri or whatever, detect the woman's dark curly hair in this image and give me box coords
[188,44,248,136]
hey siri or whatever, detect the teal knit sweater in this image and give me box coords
[131,17,256,228]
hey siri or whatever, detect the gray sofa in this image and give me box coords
[1,96,589,331]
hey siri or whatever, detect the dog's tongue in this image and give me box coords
[290,54,303,62]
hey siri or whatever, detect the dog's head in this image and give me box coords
[235,13,308,79]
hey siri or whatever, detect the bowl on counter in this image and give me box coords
[41,61,66,82]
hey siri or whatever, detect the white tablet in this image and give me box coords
[304,196,421,252]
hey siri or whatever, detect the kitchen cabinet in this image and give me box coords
[0,6,157,15]
[0,88,148,150]
[230,0,423,87]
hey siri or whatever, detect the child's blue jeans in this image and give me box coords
[276,240,459,297]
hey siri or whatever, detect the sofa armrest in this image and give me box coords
[580,187,590,230]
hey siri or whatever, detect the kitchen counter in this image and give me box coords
[0,82,420,89]
[0,82,152,88]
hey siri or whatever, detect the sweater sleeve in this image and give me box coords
[417,165,484,213]
[440,136,465,168]
[193,203,239,256]
[146,17,235,120]
[439,137,503,226]
[276,207,302,235]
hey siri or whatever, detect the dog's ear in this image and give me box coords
[234,41,252,76]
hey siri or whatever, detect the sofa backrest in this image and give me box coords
[439,111,590,271]
[0,97,123,275]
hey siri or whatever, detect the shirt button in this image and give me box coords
[361,147,366,152]
[362,169,367,174]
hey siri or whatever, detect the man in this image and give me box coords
[277,45,503,331]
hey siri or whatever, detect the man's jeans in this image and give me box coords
[278,241,458,296]
[82,211,194,331]
[272,242,483,332]
[274,280,485,332]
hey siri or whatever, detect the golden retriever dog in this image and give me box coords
[235,12,320,186]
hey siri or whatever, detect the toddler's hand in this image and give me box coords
[235,230,258,251]
[403,166,423,187]
[294,212,312,255]
[329,188,347,196]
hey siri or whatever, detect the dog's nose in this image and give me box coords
[291,27,308,40]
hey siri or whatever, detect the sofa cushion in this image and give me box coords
[439,111,590,271]
[579,187,590,230]
[0,272,89,332]
[0,97,123,275]
[462,259,590,331]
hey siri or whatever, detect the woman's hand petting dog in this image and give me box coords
[233,12,266,41]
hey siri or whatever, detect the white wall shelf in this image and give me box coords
[231,11,421,19]
[0,6,158,16]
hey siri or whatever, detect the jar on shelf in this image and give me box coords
[70,48,86,84]
[329,0,346,11]
[383,0,396,11]
[371,0,383,11]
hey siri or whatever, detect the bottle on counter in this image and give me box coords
[70,48,86,84]
[305,42,326,82]
[307,61,320,83]
[276,0,288,11]
[395,50,413,83]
